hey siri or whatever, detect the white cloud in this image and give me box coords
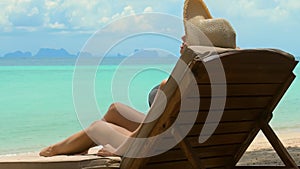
[112,5,136,20]
[0,0,41,31]
[277,0,300,10]
[100,17,110,24]
[123,5,135,15]
[102,6,159,33]
[0,11,11,31]
[28,7,39,16]
[0,0,182,33]
[207,0,298,23]
[45,0,60,10]
[16,26,37,32]
[48,22,66,29]
[144,6,153,13]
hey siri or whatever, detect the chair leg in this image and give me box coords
[260,123,299,169]
[172,128,206,169]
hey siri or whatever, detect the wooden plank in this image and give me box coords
[187,83,281,97]
[193,63,294,74]
[195,71,290,84]
[145,157,233,169]
[188,47,295,63]
[218,50,295,65]
[181,96,272,111]
[186,121,255,136]
[201,156,233,168]
[172,128,206,169]
[191,52,295,84]
[143,160,193,169]
[196,144,240,158]
[177,109,263,124]
[149,144,240,163]
[187,133,248,147]
[220,96,272,110]
[154,133,247,153]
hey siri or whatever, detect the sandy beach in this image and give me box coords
[0,130,299,168]
[238,130,300,166]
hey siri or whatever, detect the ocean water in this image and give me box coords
[0,58,175,155]
[0,58,299,155]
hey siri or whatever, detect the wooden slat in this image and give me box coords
[186,121,255,136]
[149,144,240,163]
[218,50,295,65]
[181,96,272,111]
[154,133,247,153]
[187,133,248,147]
[145,157,233,169]
[173,129,206,169]
[193,63,294,74]
[177,109,263,123]
[143,160,193,169]
[157,133,247,148]
[187,83,281,97]
[191,54,294,84]
[201,156,233,168]
[195,71,290,84]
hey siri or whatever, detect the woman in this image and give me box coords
[39,38,188,157]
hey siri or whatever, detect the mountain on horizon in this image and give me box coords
[3,51,32,58]
[1,48,176,59]
[2,48,77,58]
[35,48,76,58]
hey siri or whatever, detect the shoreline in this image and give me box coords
[246,130,300,151]
[1,130,299,166]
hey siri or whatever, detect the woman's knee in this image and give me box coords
[108,103,115,111]
[108,102,123,112]
[159,79,167,88]
[87,120,102,132]
[103,102,122,122]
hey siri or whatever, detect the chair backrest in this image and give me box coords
[120,47,298,169]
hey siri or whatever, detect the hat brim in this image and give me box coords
[183,0,213,20]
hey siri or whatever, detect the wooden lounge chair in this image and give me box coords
[0,47,298,169]
[119,47,299,169]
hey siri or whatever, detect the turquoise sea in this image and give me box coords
[0,57,299,155]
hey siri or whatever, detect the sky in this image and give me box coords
[0,0,300,57]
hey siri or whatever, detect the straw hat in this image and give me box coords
[183,0,237,48]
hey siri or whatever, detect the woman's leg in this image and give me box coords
[103,102,145,132]
[39,104,140,157]
[103,80,167,132]
[40,80,167,157]
[86,120,131,149]
[39,130,95,157]
[40,121,132,157]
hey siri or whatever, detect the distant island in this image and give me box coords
[0,48,178,66]
[3,51,33,58]
[2,48,76,58]
[1,48,179,60]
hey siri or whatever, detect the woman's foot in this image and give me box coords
[39,146,58,157]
